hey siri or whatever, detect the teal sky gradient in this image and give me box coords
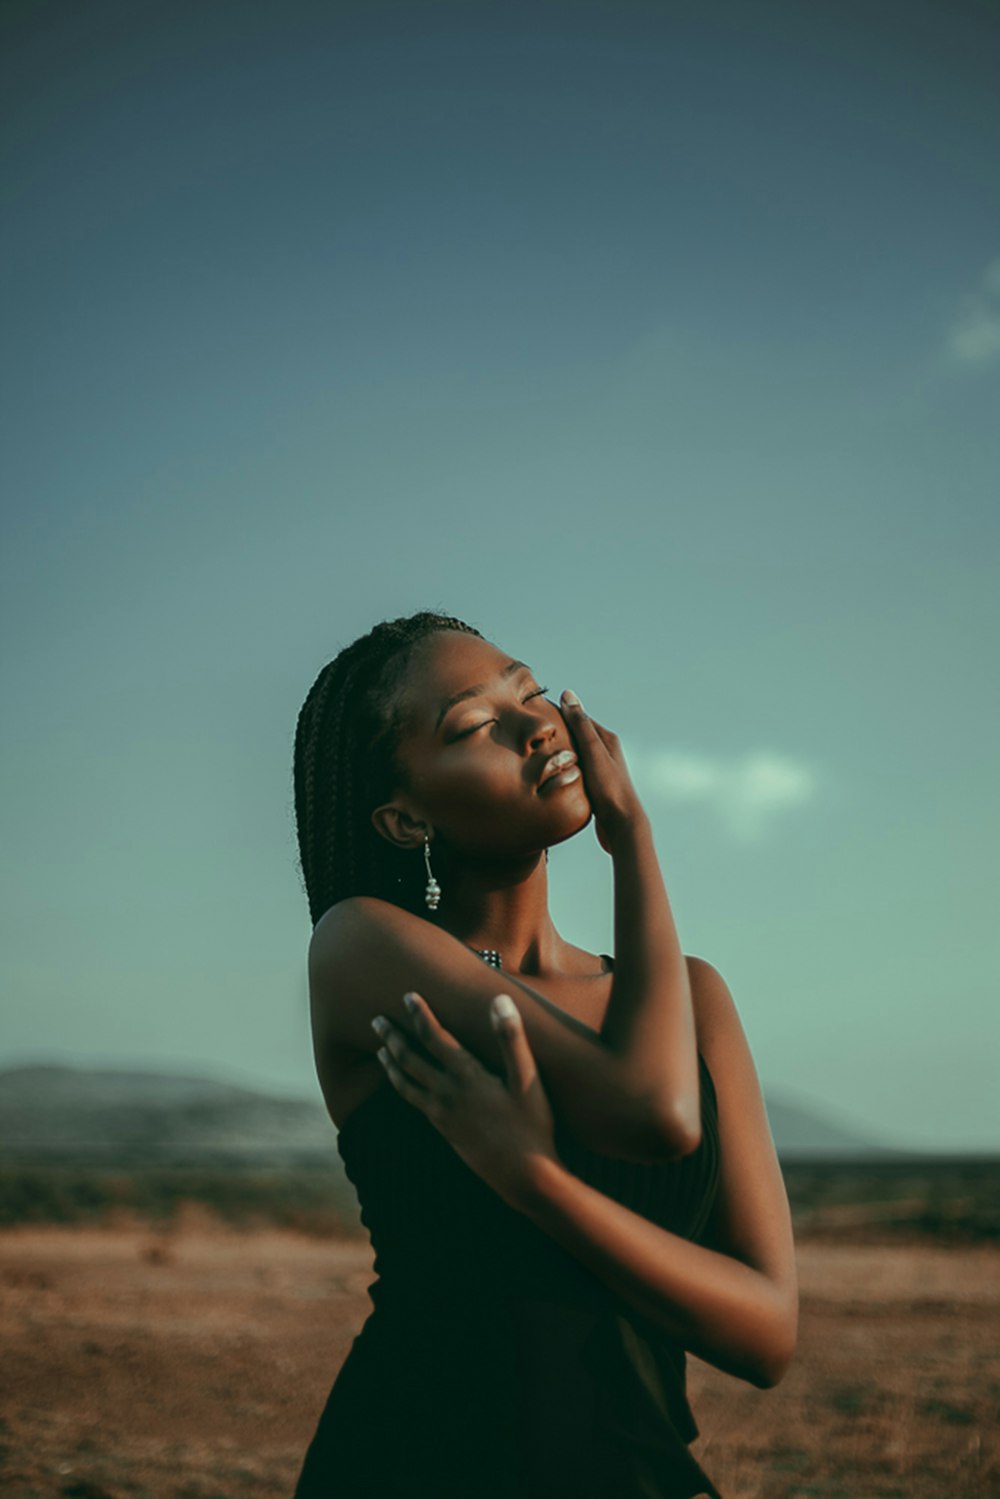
[2,0,998,1149]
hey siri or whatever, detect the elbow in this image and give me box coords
[655,1093,703,1161]
[637,1101,702,1163]
[599,1087,701,1164]
[666,1121,703,1162]
[748,1308,799,1390]
[607,1111,700,1165]
[750,1345,795,1390]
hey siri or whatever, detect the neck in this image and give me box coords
[431,847,565,977]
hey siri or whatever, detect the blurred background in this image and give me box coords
[2,0,997,1152]
[1,4,998,1493]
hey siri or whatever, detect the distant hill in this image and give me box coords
[0,1062,920,1166]
[0,1065,337,1167]
[763,1095,897,1159]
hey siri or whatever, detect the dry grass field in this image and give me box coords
[0,1217,996,1499]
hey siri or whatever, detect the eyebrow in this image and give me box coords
[434,659,530,733]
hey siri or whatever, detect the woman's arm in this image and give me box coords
[600,812,700,1150]
[312,698,699,1162]
[515,959,798,1387]
[558,691,700,1152]
[311,899,676,1161]
[374,959,798,1389]
[516,1162,793,1387]
[311,873,692,1164]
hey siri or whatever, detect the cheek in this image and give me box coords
[426,758,527,831]
[446,761,519,810]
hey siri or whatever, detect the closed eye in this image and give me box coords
[452,685,550,740]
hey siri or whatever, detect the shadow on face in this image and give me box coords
[371,631,592,867]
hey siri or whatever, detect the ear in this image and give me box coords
[371,798,430,853]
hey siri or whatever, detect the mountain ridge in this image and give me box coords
[0,1061,948,1164]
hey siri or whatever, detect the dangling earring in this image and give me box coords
[423,835,441,910]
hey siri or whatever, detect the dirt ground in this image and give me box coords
[1,1218,996,1499]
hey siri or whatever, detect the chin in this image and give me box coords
[548,801,593,849]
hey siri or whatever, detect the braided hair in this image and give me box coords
[293,610,485,927]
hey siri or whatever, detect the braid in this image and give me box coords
[293,610,484,927]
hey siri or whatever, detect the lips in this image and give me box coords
[536,748,578,789]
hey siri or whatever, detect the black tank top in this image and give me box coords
[294,955,724,1499]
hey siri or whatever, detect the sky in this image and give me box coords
[2,0,998,1152]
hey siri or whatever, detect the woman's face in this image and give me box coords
[377,631,592,860]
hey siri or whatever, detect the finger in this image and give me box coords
[376,1045,434,1112]
[490,994,538,1096]
[403,992,476,1078]
[586,716,621,756]
[559,691,613,761]
[375,1018,449,1092]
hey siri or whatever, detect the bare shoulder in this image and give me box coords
[309,894,443,987]
[308,893,595,1066]
[684,953,797,1313]
[311,892,412,952]
[685,954,742,1058]
[306,895,698,1158]
[683,954,764,1125]
[308,894,459,1038]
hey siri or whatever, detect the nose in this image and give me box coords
[524,705,558,752]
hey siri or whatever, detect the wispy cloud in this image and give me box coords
[621,742,817,840]
[946,257,1000,365]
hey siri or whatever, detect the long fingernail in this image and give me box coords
[491,994,518,1022]
[561,689,581,709]
[371,1016,389,1037]
[403,993,419,1015]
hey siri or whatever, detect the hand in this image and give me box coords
[558,689,646,854]
[372,991,559,1213]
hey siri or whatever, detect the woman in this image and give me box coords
[291,609,797,1498]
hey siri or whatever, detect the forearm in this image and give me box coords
[601,817,700,1147]
[516,1154,797,1389]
